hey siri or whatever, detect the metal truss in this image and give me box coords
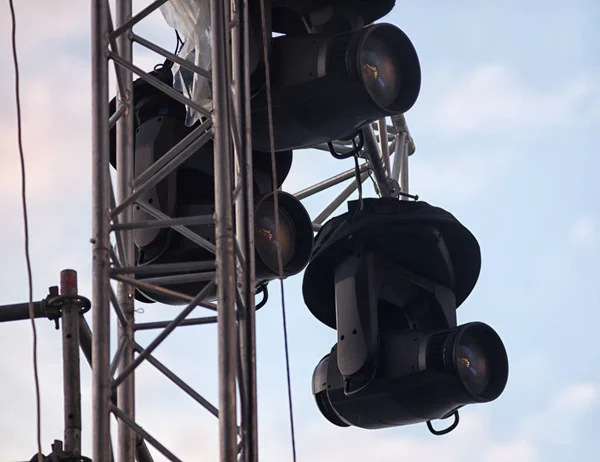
[90,1,415,462]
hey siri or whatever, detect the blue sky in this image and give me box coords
[0,0,599,461]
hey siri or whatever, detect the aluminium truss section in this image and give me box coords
[90,1,416,461]
[91,0,257,461]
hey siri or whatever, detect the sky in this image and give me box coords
[0,0,599,461]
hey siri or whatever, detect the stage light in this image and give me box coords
[250,23,421,152]
[109,70,314,305]
[303,198,509,431]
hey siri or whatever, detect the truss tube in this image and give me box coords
[293,162,371,200]
[364,126,395,197]
[115,2,136,461]
[400,138,410,200]
[91,0,112,460]
[133,343,219,417]
[111,125,213,218]
[111,405,182,462]
[233,0,258,458]
[131,33,212,80]
[211,0,239,458]
[313,171,370,225]
[392,132,407,182]
[378,119,391,176]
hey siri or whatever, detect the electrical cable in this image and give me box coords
[8,1,43,460]
[257,0,298,459]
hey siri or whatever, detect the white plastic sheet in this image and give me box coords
[160,0,212,126]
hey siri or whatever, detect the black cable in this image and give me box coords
[8,1,43,460]
[426,411,460,436]
[255,284,269,310]
[175,30,184,55]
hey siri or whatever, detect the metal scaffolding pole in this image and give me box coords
[91,0,112,461]
[115,1,136,461]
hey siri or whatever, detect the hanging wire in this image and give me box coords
[8,1,43,460]
[257,0,298,459]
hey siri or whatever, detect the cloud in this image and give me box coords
[429,64,593,135]
[410,148,512,204]
[569,215,597,248]
[518,382,599,447]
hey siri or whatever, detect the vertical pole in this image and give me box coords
[211,0,239,459]
[233,0,258,458]
[400,139,409,201]
[378,119,391,176]
[91,0,112,460]
[115,1,136,461]
[61,270,82,456]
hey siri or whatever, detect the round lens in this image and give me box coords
[361,35,401,107]
[255,202,296,271]
[455,333,491,396]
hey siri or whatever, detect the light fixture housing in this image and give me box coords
[303,198,509,430]
[251,23,421,152]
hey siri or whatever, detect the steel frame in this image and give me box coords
[90,1,415,461]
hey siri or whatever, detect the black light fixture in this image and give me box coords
[109,70,314,305]
[254,1,421,151]
[250,22,421,152]
[303,198,509,431]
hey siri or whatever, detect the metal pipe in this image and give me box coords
[112,274,216,309]
[112,261,215,276]
[133,119,212,188]
[135,316,217,331]
[60,270,82,456]
[109,285,128,328]
[110,338,127,378]
[313,171,370,225]
[115,2,136,459]
[91,0,112,458]
[109,174,126,266]
[392,132,406,182]
[133,343,219,417]
[111,126,213,218]
[234,0,258,457]
[79,317,152,462]
[211,0,239,458]
[111,405,182,462]
[363,126,395,197]
[378,118,391,176]
[106,5,127,104]
[400,138,410,201]
[0,301,45,322]
[108,103,126,130]
[135,201,216,254]
[294,162,370,200]
[111,214,213,231]
[133,272,216,286]
[136,437,155,462]
[391,113,416,155]
[131,33,211,80]
[109,0,169,41]
[112,280,216,389]
[109,52,211,118]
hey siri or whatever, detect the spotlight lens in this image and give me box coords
[456,333,491,395]
[361,35,401,107]
[255,201,296,271]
